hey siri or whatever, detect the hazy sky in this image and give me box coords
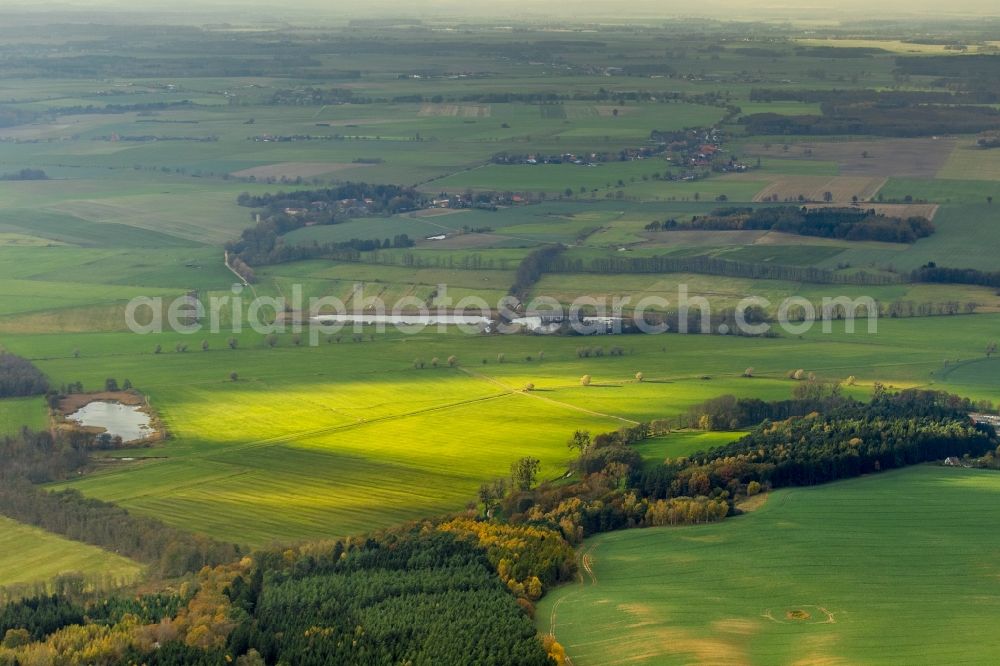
[3,0,999,21]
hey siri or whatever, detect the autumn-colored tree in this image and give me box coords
[580,374,591,386]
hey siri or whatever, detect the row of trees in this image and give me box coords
[508,244,566,302]
[681,205,935,244]
[0,430,242,578]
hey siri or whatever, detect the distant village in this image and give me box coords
[489,127,754,182]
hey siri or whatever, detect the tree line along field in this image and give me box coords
[0,515,143,592]
[536,466,1000,665]
[0,312,993,546]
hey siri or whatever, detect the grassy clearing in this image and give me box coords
[633,430,744,464]
[0,396,48,435]
[0,515,143,591]
[538,466,1000,665]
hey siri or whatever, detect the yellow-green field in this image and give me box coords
[0,515,143,591]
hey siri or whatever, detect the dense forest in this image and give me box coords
[0,353,48,398]
[677,206,935,243]
[0,525,568,665]
[226,531,557,666]
[911,263,1000,288]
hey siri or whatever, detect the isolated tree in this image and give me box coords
[104,378,119,392]
[580,374,592,386]
[793,369,805,381]
[431,357,440,367]
[635,371,644,382]
[988,196,994,205]
[229,371,238,382]
[154,344,162,354]
[743,367,754,378]
[175,342,187,353]
[510,456,541,491]
[987,342,998,358]
[497,352,505,364]
[823,191,833,203]
[122,378,132,390]
[538,351,545,361]
[413,358,425,369]
[447,355,458,367]
[201,340,209,351]
[568,430,591,454]
[227,337,238,350]
[72,348,80,358]
[524,382,535,391]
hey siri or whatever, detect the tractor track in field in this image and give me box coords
[547,542,599,666]
[105,388,517,468]
[458,367,639,425]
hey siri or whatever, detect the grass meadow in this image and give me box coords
[0,515,143,591]
[537,465,1000,665]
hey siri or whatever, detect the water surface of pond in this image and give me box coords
[67,401,153,442]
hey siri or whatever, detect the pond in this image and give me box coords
[66,401,153,443]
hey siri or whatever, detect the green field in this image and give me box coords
[0,396,48,435]
[538,466,1000,665]
[0,515,143,591]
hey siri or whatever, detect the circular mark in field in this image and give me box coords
[762,605,836,625]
